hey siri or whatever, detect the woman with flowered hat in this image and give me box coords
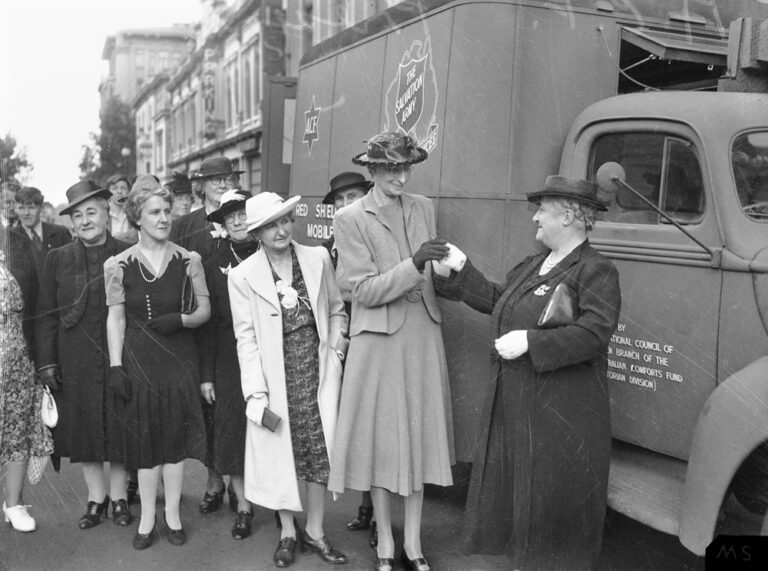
[328,131,456,571]
[228,192,349,568]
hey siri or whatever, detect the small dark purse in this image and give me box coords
[537,282,577,328]
[180,273,197,314]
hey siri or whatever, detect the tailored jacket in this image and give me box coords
[228,242,348,511]
[169,207,222,261]
[13,222,71,278]
[332,191,441,336]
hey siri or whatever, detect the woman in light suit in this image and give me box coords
[228,192,349,569]
[328,132,456,571]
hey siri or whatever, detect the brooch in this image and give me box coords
[533,284,551,296]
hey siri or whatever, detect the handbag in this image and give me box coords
[537,282,577,328]
[180,272,197,314]
[41,385,58,428]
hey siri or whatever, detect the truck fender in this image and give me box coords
[679,356,768,555]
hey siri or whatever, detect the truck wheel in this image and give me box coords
[728,442,768,516]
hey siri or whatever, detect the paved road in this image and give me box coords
[0,459,709,570]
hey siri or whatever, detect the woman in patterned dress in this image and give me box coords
[104,175,211,550]
[0,234,53,532]
[228,192,349,568]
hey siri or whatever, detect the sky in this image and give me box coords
[0,0,204,207]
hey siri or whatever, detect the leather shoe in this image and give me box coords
[2,502,36,532]
[79,496,109,529]
[301,532,348,564]
[369,521,378,549]
[274,535,298,567]
[199,486,225,513]
[132,527,155,550]
[374,557,394,571]
[164,514,186,546]
[400,550,430,571]
[112,499,132,526]
[347,504,373,530]
[231,510,253,540]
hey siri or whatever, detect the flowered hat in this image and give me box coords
[352,132,427,167]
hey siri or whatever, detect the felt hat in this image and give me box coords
[321,171,373,205]
[245,192,302,233]
[526,175,609,212]
[352,132,427,166]
[165,171,192,195]
[207,189,252,224]
[190,156,244,180]
[59,180,112,216]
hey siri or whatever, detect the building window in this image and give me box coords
[155,128,165,171]
[188,94,197,147]
[242,49,252,120]
[225,59,240,129]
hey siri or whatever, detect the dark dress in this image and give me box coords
[104,243,208,469]
[443,241,621,570]
[271,247,329,485]
[198,239,259,476]
[35,236,130,462]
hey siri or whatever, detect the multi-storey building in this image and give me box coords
[100,26,196,104]
[133,74,172,180]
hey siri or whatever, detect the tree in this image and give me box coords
[79,96,136,183]
[0,133,33,184]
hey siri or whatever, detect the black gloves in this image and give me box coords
[146,313,184,335]
[39,366,62,392]
[109,366,132,402]
[412,239,450,271]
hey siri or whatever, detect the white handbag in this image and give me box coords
[41,385,58,428]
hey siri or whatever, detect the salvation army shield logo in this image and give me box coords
[384,34,440,154]
[395,54,426,133]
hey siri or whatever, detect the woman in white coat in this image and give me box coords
[228,192,349,569]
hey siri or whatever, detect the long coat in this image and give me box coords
[169,207,222,261]
[228,242,347,511]
[34,235,129,461]
[443,241,621,570]
[13,222,71,279]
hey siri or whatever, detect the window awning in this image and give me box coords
[621,28,727,67]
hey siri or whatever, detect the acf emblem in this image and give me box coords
[384,34,440,153]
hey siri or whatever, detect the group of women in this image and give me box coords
[0,130,621,571]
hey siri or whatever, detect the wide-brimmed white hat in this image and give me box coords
[245,192,302,233]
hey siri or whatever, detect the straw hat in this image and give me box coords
[245,192,302,233]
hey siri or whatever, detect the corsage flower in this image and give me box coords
[210,227,229,239]
[275,280,309,312]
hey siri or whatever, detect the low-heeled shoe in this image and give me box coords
[274,535,298,567]
[199,486,225,513]
[2,502,36,532]
[373,557,394,571]
[346,505,373,531]
[301,532,348,564]
[112,499,132,526]
[164,515,186,546]
[231,510,253,540]
[79,496,109,529]
[400,550,430,571]
[132,528,155,550]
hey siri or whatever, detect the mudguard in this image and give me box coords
[679,357,768,555]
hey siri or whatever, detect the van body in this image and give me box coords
[286,0,768,554]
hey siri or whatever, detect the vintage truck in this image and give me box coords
[278,0,768,555]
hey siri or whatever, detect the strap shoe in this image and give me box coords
[2,502,36,532]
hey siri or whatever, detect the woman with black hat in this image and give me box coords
[166,172,194,221]
[35,180,132,530]
[328,132,455,571]
[196,188,259,540]
[439,175,621,570]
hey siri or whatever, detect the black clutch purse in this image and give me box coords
[537,282,577,328]
[180,273,197,314]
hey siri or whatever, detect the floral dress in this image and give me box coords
[0,253,53,464]
[270,247,330,485]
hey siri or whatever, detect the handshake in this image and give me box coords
[412,238,466,274]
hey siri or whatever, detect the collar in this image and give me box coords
[23,221,43,239]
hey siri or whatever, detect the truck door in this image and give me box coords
[577,121,722,461]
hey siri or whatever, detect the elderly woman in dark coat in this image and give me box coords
[36,181,132,530]
[196,189,259,540]
[442,176,621,570]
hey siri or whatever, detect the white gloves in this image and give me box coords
[433,242,467,276]
[245,394,268,426]
[495,330,528,360]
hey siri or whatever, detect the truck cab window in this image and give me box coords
[732,132,768,221]
[589,132,705,224]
